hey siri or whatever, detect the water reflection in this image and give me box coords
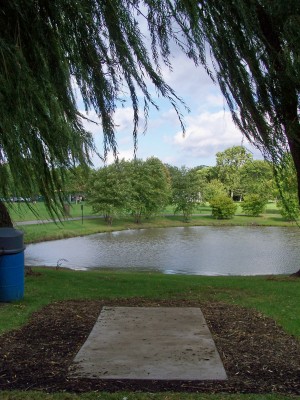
[25,226,300,275]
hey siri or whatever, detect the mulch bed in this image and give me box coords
[0,298,300,394]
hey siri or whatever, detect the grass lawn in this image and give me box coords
[1,270,300,399]
[2,270,300,337]
[0,391,294,400]
[13,201,298,244]
[8,201,93,222]
[2,201,299,399]
[18,213,296,244]
[9,202,212,222]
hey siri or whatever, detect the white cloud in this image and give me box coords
[76,36,264,170]
[172,110,251,161]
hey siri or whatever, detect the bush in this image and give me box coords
[277,195,300,221]
[241,194,268,216]
[210,195,237,219]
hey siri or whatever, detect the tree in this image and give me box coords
[171,167,202,222]
[0,202,13,227]
[239,160,274,199]
[216,146,252,200]
[202,179,227,203]
[277,196,299,221]
[125,158,171,223]
[87,161,129,224]
[65,166,92,201]
[2,1,300,227]
[274,154,300,221]
[0,1,186,223]
[192,1,300,203]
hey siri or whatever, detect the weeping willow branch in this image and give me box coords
[1,0,300,225]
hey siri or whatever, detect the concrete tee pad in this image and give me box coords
[69,307,227,380]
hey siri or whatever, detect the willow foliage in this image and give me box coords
[1,0,300,221]
[194,1,300,203]
[0,0,186,217]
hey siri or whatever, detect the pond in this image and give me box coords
[25,226,300,276]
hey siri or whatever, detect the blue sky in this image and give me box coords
[79,47,262,170]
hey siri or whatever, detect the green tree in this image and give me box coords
[171,167,202,222]
[240,160,274,199]
[197,166,218,184]
[275,154,300,221]
[210,195,237,220]
[216,146,253,200]
[2,1,300,227]
[125,158,171,223]
[277,196,300,221]
[202,179,227,203]
[65,166,92,201]
[87,162,129,224]
[0,1,186,224]
[192,2,300,203]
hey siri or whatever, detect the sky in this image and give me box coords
[79,33,263,170]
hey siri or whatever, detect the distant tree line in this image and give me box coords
[63,146,299,223]
[4,145,297,222]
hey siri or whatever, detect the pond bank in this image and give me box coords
[16,213,297,244]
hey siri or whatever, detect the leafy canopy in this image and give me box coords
[87,158,171,223]
[194,1,300,201]
[216,146,252,199]
[1,0,300,223]
[170,166,202,222]
[1,0,186,217]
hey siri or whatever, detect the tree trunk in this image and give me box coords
[290,268,300,278]
[0,200,13,227]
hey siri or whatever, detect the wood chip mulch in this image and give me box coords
[0,298,300,394]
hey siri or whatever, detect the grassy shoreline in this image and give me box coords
[7,201,298,244]
[16,212,298,244]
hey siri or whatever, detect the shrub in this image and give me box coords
[210,195,237,219]
[241,194,268,216]
[277,195,300,221]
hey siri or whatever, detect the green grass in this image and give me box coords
[1,270,300,400]
[16,201,297,244]
[1,270,300,337]
[19,213,297,244]
[8,202,93,222]
[9,200,298,245]
[8,201,286,223]
[0,391,295,400]
[2,200,299,400]
[9,202,211,222]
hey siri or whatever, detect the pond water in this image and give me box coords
[25,226,300,276]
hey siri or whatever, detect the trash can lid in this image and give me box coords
[0,228,24,254]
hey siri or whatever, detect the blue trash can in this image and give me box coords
[0,228,25,302]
